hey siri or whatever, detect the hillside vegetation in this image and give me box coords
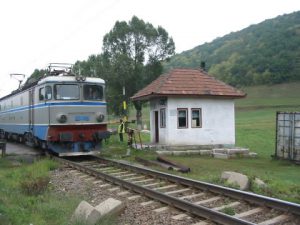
[236,81,300,108]
[164,11,300,86]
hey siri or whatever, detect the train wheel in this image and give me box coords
[18,135,24,143]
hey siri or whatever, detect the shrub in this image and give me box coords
[221,206,235,216]
[20,173,50,196]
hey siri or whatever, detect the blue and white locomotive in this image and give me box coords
[0,64,109,156]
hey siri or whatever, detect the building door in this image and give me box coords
[154,111,159,143]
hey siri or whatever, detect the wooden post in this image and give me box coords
[138,131,143,150]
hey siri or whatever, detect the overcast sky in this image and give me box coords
[0,0,299,97]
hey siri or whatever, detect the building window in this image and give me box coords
[191,108,202,128]
[160,108,166,128]
[177,108,188,128]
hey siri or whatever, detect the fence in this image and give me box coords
[275,112,300,162]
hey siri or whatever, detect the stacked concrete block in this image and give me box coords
[72,198,124,225]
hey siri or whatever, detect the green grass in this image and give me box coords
[0,159,83,225]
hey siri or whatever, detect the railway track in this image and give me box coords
[54,155,300,225]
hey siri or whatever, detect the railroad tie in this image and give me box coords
[117,191,130,196]
[258,214,289,225]
[109,171,128,176]
[79,174,90,179]
[193,196,221,205]
[132,178,154,184]
[179,192,205,200]
[127,195,141,200]
[212,201,241,211]
[143,182,162,188]
[140,200,155,206]
[234,207,264,218]
[172,213,189,220]
[165,188,190,195]
[152,184,177,191]
[97,167,114,171]
[93,180,103,184]
[153,206,169,213]
[106,169,122,173]
[191,221,209,225]
[99,183,111,188]
[123,176,145,181]
[108,187,120,192]
[85,177,96,182]
[116,173,136,178]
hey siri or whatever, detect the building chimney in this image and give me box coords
[200,61,206,71]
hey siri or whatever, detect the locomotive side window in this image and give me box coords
[39,87,45,101]
[84,85,103,100]
[45,86,52,100]
[54,84,79,100]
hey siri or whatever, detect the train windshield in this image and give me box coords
[54,84,80,100]
[83,84,103,101]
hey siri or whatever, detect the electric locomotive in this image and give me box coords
[0,64,110,156]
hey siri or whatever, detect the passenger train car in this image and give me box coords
[0,64,109,156]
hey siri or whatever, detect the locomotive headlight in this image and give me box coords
[96,113,105,122]
[57,114,67,123]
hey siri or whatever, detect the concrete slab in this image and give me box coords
[221,171,250,190]
[95,198,124,216]
[4,142,42,163]
[5,142,41,156]
[72,200,101,225]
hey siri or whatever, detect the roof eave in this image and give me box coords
[131,93,246,101]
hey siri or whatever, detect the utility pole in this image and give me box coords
[123,86,128,122]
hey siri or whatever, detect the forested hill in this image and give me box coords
[164,11,300,86]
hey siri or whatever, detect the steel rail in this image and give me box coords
[94,156,300,216]
[55,156,255,225]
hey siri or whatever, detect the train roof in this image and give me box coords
[38,76,105,84]
[0,75,105,101]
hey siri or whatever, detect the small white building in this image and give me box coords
[131,69,246,146]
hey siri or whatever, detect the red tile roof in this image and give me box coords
[131,69,246,100]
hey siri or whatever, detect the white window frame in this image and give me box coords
[177,108,188,129]
[160,108,166,128]
[191,108,202,128]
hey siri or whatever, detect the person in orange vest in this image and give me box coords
[118,119,125,142]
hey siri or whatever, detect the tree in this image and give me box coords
[102,16,175,127]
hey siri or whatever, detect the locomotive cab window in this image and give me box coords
[39,87,45,101]
[54,84,79,100]
[84,85,103,100]
[45,86,52,100]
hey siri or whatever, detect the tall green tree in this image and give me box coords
[102,16,175,126]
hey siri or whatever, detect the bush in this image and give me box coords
[20,173,50,196]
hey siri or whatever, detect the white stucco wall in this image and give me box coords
[149,97,236,146]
